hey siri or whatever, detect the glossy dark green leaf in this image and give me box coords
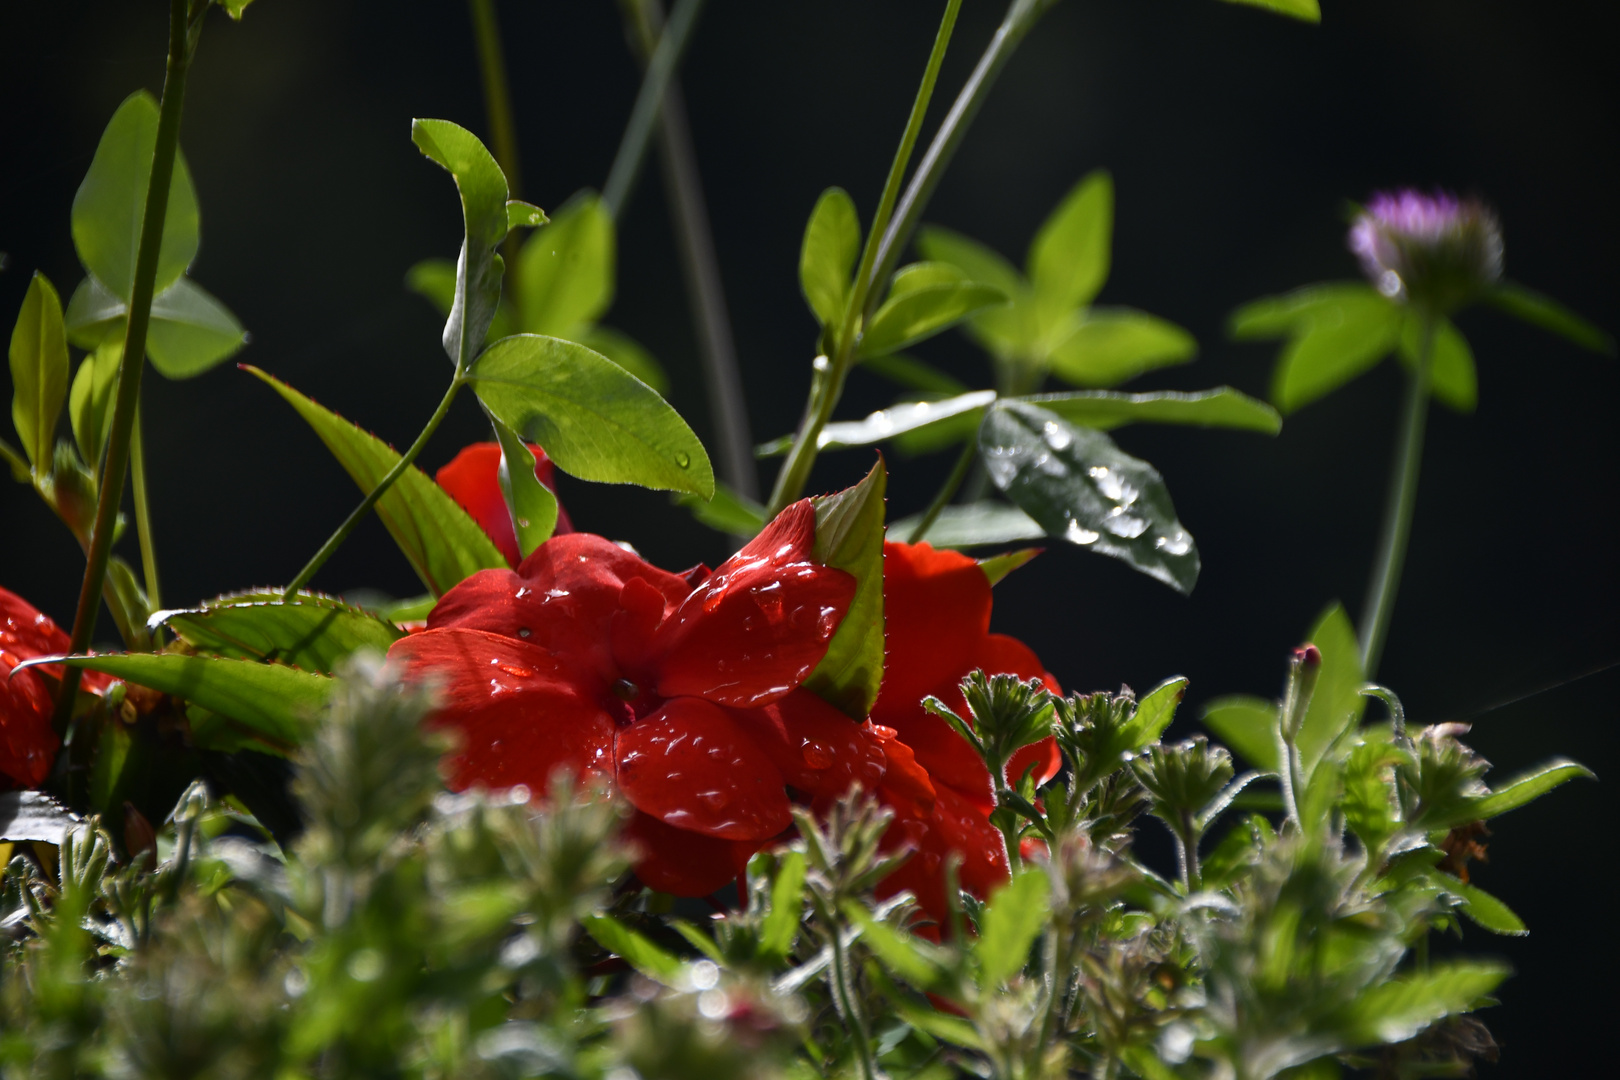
[582,915,684,986]
[799,187,860,327]
[859,280,1005,359]
[1431,872,1526,936]
[489,412,558,559]
[578,325,667,395]
[71,92,200,303]
[978,547,1040,586]
[975,869,1050,986]
[515,192,613,336]
[1296,604,1365,774]
[69,339,120,466]
[1047,307,1197,388]
[468,334,714,498]
[1122,676,1188,749]
[805,460,887,719]
[55,653,331,749]
[676,481,765,537]
[8,272,69,470]
[1202,695,1280,773]
[412,118,510,366]
[980,401,1200,593]
[1398,315,1476,413]
[1473,758,1594,819]
[1219,0,1320,21]
[1489,281,1615,355]
[247,365,506,595]
[1332,960,1507,1047]
[1028,170,1112,313]
[888,501,1044,548]
[158,590,405,675]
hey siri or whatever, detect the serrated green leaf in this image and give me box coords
[1488,281,1615,355]
[804,460,886,718]
[1473,758,1594,819]
[71,92,199,304]
[979,401,1199,593]
[1047,308,1197,388]
[1398,315,1476,413]
[888,501,1044,549]
[516,192,614,336]
[860,282,1006,358]
[1333,960,1508,1047]
[246,365,506,595]
[157,590,404,675]
[976,869,1050,986]
[677,481,765,537]
[489,412,558,559]
[978,547,1040,586]
[53,653,330,748]
[468,334,713,497]
[582,914,685,986]
[9,273,69,470]
[578,325,667,396]
[800,187,860,328]
[760,850,806,961]
[1219,0,1320,22]
[1028,170,1112,314]
[1122,676,1188,749]
[1202,695,1280,773]
[1431,872,1526,936]
[69,338,120,466]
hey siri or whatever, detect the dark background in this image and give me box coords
[2,0,1614,1070]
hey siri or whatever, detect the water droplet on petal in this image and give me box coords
[802,742,835,770]
[496,663,534,678]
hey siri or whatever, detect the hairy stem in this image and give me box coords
[1359,310,1437,677]
[467,0,524,294]
[282,376,464,598]
[57,0,199,725]
[602,0,707,218]
[907,436,977,543]
[827,919,878,1080]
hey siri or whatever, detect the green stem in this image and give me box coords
[1359,310,1437,678]
[56,0,200,727]
[129,405,160,610]
[907,436,976,543]
[765,0,964,516]
[601,0,708,218]
[466,0,524,296]
[827,921,878,1080]
[282,376,465,598]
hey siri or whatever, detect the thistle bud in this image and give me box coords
[1348,190,1503,312]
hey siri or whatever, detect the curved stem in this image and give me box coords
[1359,310,1437,678]
[602,0,708,218]
[56,0,198,726]
[282,376,464,598]
[908,436,977,543]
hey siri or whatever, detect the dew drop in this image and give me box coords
[496,663,535,679]
[801,742,835,770]
[675,451,691,468]
[696,790,729,811]
[1065,519,1101,545]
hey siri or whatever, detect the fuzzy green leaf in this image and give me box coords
[157,590,405,675]
[800,187,860,328]
[1473,758,1594,819]
[759,851,806,961]
[975,869,1050,986]
[582,915,685,986]
[1333,960,1508,1047]
[1123,676,1189,749]
[804,460,887,718]
[1432,872,1527,936]
[8,273,69,470]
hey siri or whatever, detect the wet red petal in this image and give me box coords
[870,699,995,814]
[864,722,937,819]
[873,541,992,724]
[0,657,58,788]
[651,501,854,707]
[388,628,616,794]
[622,810,757,896]
[735,689,888,799]
[0,586,112,693]
[615,697,792,840]
[435,441,571,567]
[876,783,1009,927]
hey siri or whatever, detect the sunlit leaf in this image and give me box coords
[8,272,69,471]
[800,187,860,328]
[859,352,969,394]
[0,791,80,845]
[916,225,1023,298]
[582,915,685,986]
[1488,281,1615,355]
[578,325,667,395]
[505,199,547,231]
[1202,695,1279,773]
[1122,676,1189,749]
[1028,170,1112,314]
[860,280,1005,358]
[978,547,1040,586]
[1029,387,1280,433]
[1431,872,1527,936]
[1398,315,1476,413]
[145,278,247,378]
[676,481,765,537]
[1332,960,1508,1046]
[1218,0,1320,22]
[759,851,806,961]
[157,590,405,675]
[516,192,614,336]
[888,501,1044,549]
[69,338,120,467]
[805,460,887,718]
[1473,758,1594,819]
[975,869,1050,986]
[806,391,998,452]
[489,412,558,559]
[1047,307,1196,388]
[1233,284,1401,413]
[1295,603,1365,774]
[844,903,950,990]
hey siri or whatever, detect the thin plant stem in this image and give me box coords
[827,921,878,1080]
[282,376,465,598]
[766,0,964,516]
[907,436,976,543]
[1359,310,1437,677]
[56,0,201,727]
[601,0,708,219]
[620,0,756,503]
[129,405,160,609]
[466,0,524,295]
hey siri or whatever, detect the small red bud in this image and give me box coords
[1294,644,1321,668]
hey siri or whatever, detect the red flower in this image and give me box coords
[1,587,110,788]
[390,500,880,895]
[435,442,573,567]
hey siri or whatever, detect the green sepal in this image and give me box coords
[803,459,887,719]
[978,547,1040,586]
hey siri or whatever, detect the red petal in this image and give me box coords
[864,722,937,819]
[427,533,691,694]
[869,700,994,814]
[876,783,1009,927]
[735,689,888,799]
[651,501,854,707]
[0,586,112,694]
[622,810,756,896]
[873,541,991,725]
[388,628,616,794]
[0,657,58,789]
[436,442,571,567]
[615,697,792,840]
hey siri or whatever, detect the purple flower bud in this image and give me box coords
[1348,189,1503,311]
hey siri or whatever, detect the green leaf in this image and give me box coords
[467,334,714,498]
[807,390,997,452]
[145,278,247,378]
[54,653,331,749]
[88,716,135,814]
[800,187,861,327]
[1473,758,1594,819]
[506,199,548,231]
[71,91,200,303]
[9,272,69,470]
[1398,316,1476,413]
[1431,872,1526,936]
[844,904,948,990]
[489,413,558,559]
[582,915,685,986]
[0,436,27,482]
[677,481,765,537]
[975,869,1050,986]
[578,325,668,396]
[157,590,405,675]
[979,401,1200,593]
[759,850,806,961]
[64,272,128,347]
[1219,0,1321,22]
[860,281,1006,359]
[1028,170,1113,314]
[1488,281,1615,355]
[104,555,154,652]
[1202,695,1280,772]
[69,339,120,467]
[888,501,1044,549]
[411,118,510,366]
[1342,734,1407,853]
[1027,387,1281,434]
[1122,676,1188,749]
[1295,604,1365,774]
[804,460,887,718]
[246,365,506,595]
[217,0,256,19]
[978,547,1040,586]
[1235,284,1401,413]
[916,225,1024,299]
[1333,960,1508,1047]
[892,999,985,1051]
[1047,308,1197,388]
[515,192,614,336]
